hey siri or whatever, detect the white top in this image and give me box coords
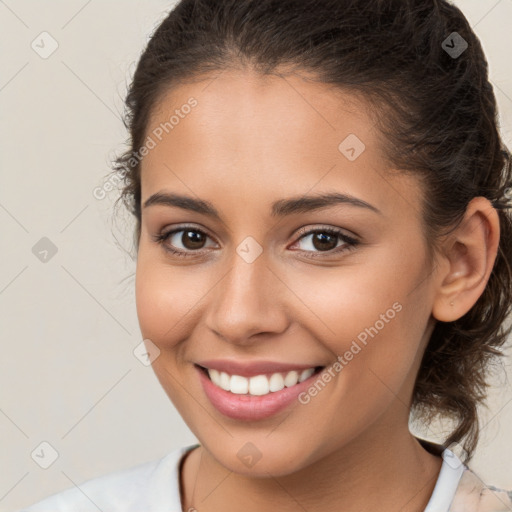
[17,442,512,512]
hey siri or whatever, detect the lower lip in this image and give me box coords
[195,365,323,421]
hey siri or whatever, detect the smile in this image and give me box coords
[200,365,324,396]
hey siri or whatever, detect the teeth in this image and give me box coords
[206,367,317,396]
[230,375,249,394]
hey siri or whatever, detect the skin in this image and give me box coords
[135,68,500,512]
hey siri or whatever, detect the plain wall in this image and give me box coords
[1,1,511,510]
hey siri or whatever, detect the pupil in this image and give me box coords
[183,230,205,249]
[313,232,336,251]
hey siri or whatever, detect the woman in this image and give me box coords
[20,0,512,510]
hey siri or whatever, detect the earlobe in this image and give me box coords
[431,197,500,323]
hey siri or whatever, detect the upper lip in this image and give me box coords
[196,359,325,377]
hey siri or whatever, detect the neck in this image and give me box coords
[181,414,443,512]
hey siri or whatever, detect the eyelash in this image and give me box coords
[152,224,360,259]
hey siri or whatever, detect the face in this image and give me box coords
[135,68,439,476]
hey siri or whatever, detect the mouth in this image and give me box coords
[194,363,328,421]
[195,363,325,397]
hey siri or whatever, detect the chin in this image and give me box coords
[203,438,317,478]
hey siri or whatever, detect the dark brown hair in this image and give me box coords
[113,0,512,461]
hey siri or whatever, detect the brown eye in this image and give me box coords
[291,226,360,259]
[181,230,207,250]
[155,226,217,256]
[310,232,338,251]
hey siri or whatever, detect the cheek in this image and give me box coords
[135,251,200,345]
[287,253,427,399]
[284,257,408,348]
[134,253,203,406]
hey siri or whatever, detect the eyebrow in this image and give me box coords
[143,191,382,219]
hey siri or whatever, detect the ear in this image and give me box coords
[431,197,500,322]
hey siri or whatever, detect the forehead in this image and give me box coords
[146,68,378,153]
[140,69,423,219]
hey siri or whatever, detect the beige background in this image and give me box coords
[1,1,511,510]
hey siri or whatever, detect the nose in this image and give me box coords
[203,250,289,345]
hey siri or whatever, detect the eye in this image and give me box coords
[153,225,217,257]
[152,224,360,259]
[290,226,359,258]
